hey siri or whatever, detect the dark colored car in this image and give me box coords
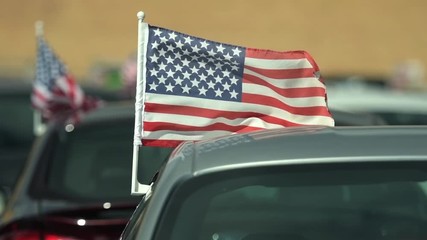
[121,125,427,240]
[0,80,124,199]
[0,102,173,240]
[0,81,35,196]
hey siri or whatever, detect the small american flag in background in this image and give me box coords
[139,24,334,147]
[120,52,138,98]
[32,36,101,121]
[121,53,138,88]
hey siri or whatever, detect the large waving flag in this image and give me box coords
[31,35,101,121]
[135,23,334,147]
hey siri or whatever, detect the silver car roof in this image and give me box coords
[165,125,427,177]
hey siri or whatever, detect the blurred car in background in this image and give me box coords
[327,81,427,125]
[330,109,386,126]
[0,101,173,240]
[121,125,427,240]
[324,74,389,89]
[0,80,124,201]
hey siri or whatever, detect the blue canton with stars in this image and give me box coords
[36,37,68,90]
[146,26,245,102]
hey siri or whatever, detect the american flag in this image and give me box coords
[32,36,101,121]
[139,24,334,147]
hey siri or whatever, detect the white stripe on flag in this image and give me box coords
[244,69,325,88]
[144,112,285,129]
[143,129,238,141]
[244,57,313,70]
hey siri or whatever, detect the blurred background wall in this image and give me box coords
[0,0,426,87]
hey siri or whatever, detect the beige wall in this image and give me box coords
[1,0,426,83]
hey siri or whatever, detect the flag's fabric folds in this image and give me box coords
[32,36,101,121]
[138,24,334,147]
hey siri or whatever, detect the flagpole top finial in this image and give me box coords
[137,11,145,20]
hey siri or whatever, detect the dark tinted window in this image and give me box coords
[0,93,34,190]
[157,162,427,240]
[0,93,33,146]
[331,110,386,126]
[374,112,427,125]
[47,119,172,202]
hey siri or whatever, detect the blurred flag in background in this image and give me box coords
[136,24,334,147]
[120,52,137,98]
[31,36,101,121]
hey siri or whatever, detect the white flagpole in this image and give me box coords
[131,11,150,195]
[33,21,47,136]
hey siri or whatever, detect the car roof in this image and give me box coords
[48,100,135,130]
[0,80,32,95]
[77,101,135,123]
[165,126,427,177]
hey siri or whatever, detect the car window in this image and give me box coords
[0,93,34,191]
[0,94,33,146]
[47,120,173,202]
[373,112,427,125]
[156,162,427,240]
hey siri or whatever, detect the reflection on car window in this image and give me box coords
[157,163,427,240]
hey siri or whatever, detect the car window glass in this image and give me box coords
[374,112,427,125]
[47,121,172,202]
[138,147,172,184]
[0,94,34,192]
[0,94,33,145]
[157,162,427,240]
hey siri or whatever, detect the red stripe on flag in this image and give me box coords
[144,121,265,133]
[300,51,320,72]
[66,75,77,108]
[33,88,48,102]
[245,49,310,60]
[143,139,185,147]
[242,93,331,117]
[52,87,67,97]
